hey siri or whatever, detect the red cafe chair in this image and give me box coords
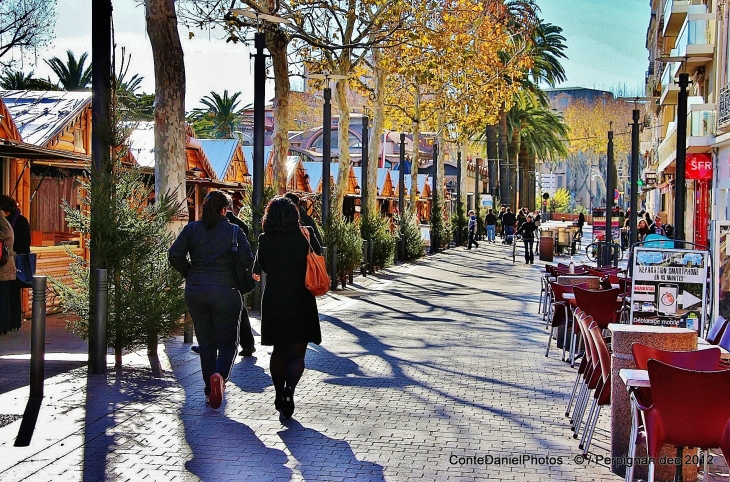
[625,344,724,481]
[636,360,730,482]
[708,316,729,346]
[577,325,612,454]
[546,282,575,361]
[573,287,622,330]
[570,316,602,435]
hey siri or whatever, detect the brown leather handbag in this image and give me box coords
[300,227,329,296]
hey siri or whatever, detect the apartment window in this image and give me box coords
[558,176,563,188]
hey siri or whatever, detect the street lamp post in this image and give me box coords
[430,142,439,253]
[675,72,690,243]
[230,9,291,236]
[399,133,406,261]
[604,128,615,267]
[456,150,462,247]
[361,115,369,222]
[307,73,348,226]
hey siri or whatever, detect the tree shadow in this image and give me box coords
[279,419,385,481]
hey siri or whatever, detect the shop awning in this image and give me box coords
[0,139,91,163]
[185,178,249,191]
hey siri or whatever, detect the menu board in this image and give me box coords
[630,247,709,329]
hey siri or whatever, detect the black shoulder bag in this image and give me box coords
[230,224,256,294]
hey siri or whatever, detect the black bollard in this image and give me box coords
[91,269,107,375]
[30,276,47,399]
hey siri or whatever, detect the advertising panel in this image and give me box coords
[716,222,730,322]
[591,207,621,241]
[630,247,709,329]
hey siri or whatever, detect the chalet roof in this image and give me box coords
[199,139,239,180]
[0,90,92,146]
[302,162,340,192]
[241,146,273,166]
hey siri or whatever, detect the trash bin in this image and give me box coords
[539,236,554,262]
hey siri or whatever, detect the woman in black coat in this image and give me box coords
[0,195,29,331]
[254,196,322,419]
[516,215,538,264]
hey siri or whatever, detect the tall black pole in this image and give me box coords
[90,0,111,374]
[399,133,406,261]
[361,115,369,221]
[474,158,480,212]
[252,31,266,236]
[430,143,439,253]
[674,72,689,243]
[322,87,332,226]
[605,129,614,267]
[629,108,640,252]
[456,150,462,246]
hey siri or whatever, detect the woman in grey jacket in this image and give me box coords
[169,190,253,409]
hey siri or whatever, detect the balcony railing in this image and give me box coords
[719,84,730,129]
[688,108,715,138]
[661,61,679,91]
[675,16,715,57]
[663,0,691,36]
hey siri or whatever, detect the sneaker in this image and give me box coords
[209,373,224,409]
[191,345,200,354]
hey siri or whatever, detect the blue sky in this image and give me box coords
[9,0,651,110]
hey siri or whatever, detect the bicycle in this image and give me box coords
[585,237,623,262]
[512,234,523,264]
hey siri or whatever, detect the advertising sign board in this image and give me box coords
[630,247,709,329]
[591,207,621,241]
[715,222,730,323]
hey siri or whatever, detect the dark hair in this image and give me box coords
[201,190,230,230]
[578,212,585,222]
[262,196,300,233]
[284,192,300,205]
[0,195,17,213]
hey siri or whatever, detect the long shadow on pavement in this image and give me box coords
[279,419,385,481]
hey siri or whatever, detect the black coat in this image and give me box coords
[254,227,322,345]
[517,221,538,240]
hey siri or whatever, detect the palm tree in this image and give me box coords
[507,92,569,207]
[45,50,92,90]
[195,90,244,139]
[0,69,57,90]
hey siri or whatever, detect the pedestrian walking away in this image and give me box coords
[168,190,253,409]
[502,207,516,244]
[467,210,479,249]
[516,214,538,264]
[253,196,322,419]
[225,205,256,357]
[485,208,497,243]
[285,192,324,248]
[498,206,506,239]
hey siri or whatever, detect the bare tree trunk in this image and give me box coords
[269,33,290,195]
[409,87,421,212]
[367,48,385,219]
[334,76,351,218]
[145,0,186,375]
[498,103,509,207]
[486,124,497,195]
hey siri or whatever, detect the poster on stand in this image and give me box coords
[591,207,620,241]
[630,247,709,329]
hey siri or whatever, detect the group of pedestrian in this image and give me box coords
[0,195,30,336]
[168,190,323,419]
[636,210,670,240]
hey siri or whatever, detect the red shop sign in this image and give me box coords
[686,153,713,181]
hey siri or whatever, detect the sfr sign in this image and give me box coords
[685,153,713,181]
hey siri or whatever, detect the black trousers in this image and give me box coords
[239,307,255,350]
[468,231,479,249]
[523,238,534,263]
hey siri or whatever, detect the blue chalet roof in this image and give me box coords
[0,90,92,146]
[199,139,239,180]
[302,162,339,192]
[401,174,427,194]
[242,146,272,168]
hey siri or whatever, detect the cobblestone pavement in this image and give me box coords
[0,243,726,481]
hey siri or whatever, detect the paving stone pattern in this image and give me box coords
[0,242,725,481]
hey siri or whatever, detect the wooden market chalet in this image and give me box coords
[0,91,489,316]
